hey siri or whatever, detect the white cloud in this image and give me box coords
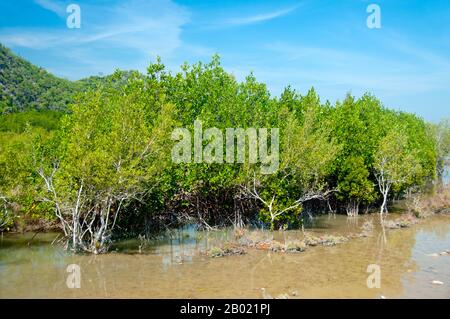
[221,5,299,27]
[0,31,60,49]
[0,0,190,78]
[34,0,66,17]
[258,40,450,96]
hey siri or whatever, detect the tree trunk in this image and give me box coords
[346,200,359,217]
[380,186,389,214]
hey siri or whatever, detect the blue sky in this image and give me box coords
[1,0,449,122]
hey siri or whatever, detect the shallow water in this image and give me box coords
[0,214,449,298]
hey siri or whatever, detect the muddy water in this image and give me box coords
[0,214,449,298]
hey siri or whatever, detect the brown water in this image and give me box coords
[1,214,449,298]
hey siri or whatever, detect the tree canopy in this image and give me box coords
[0,49,444,252]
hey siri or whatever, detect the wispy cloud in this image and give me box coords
[264,42,375,66]
[221,5,299,27]
[34,0,66,17]
[253,39,450,98]
[0,0,190,78]
[381,33,450,70]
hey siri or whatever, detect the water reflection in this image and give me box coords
[0,214,449,298]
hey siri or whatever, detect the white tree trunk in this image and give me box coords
[380,185,389,214]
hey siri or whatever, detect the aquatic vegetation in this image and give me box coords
[284,240,307,252]
[270,240,286,252]
[253,239,307,252]
[255,241,272,250]
[383,215,419,229]
[208,246,224,258]
[303,234,348,246]
[224,229,353,256]
[208,242,247,258]
[236,230,271,247]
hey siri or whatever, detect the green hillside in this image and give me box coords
[0,44,133,114]
[0,45,78,113]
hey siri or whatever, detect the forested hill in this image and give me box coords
[0,44,133,114]
[0,44,78,113]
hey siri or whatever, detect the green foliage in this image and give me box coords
[0,124,55,228]
[33,71,177,252]
[0,45,443,242]
[375,128,423,186]
[374,126,424,213]
[0,110,63,132]
[54,78,175,199]
[331,94,385,208]
[337,156,375,204]
[428,118,450,183]
[0,44,75,112]
[330,93,436,213]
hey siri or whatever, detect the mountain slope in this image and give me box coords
[0,44,136,114]
[0,44,79,113]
